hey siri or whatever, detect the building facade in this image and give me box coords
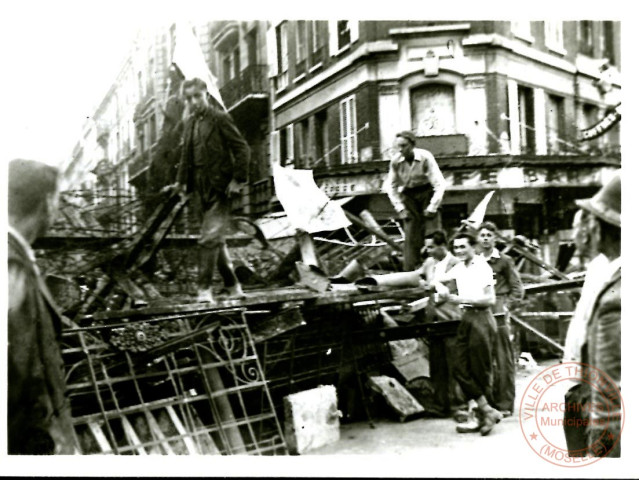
[266,20,621,261]
[63,20,621,264]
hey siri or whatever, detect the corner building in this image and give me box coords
[267,20,621,263]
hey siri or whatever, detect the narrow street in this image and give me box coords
[309,358,562,455]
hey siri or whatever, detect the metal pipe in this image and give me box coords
[355,271,422,288]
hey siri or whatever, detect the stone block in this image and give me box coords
[283,385,341,454]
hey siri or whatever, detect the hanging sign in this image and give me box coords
[578,103,621,141]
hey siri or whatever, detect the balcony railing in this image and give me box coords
[219,64,269,108]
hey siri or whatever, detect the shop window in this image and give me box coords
[514,203,542,241]
[441,204,468,237]
[411,84,456,136]
[339,95,358,164]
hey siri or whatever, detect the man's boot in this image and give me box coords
[218,244,245,297]
[477,395,503,436]
[456,400,481,433]
[197,287,214,303]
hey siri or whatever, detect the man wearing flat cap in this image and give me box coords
[563,171,621,457]
[386,130,446,270]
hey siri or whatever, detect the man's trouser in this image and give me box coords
[491,296,516,412]
[400,184,435,271]
[195,190,239,289]
[452,307,497,401]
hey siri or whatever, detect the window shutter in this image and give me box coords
[266,24,278,77]
[328,21,338,56]
[349,97,358,162]
[270,130,280,166]
[287,124,295,164]
[349,21,359,43]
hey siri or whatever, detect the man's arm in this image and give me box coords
[503,254,524,305]
[385,161,406,214]
[443,283,496,308]
[424,152,446,213]
[218,111,250,184]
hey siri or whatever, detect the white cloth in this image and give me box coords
[562,253,616,363]
[444,254,495,300]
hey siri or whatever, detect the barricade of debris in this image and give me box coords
[39,191,583,455]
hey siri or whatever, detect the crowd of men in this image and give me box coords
[7,76,621,456]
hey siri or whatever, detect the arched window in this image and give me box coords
[410,84,456,136]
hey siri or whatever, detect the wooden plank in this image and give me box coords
[164,406,199,455]
[145,412,176,455]
[88,422,113,454]
[121,416,148,455]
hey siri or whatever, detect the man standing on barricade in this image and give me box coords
[386,130,446,271]
[171,77,250,302]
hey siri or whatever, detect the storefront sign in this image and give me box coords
[317,166,611,197]
[578,103,621,141]
[318,175,386,197]
[446,167,606,190]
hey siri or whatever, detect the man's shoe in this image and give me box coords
[226,283,245,297]
[456,408,481,433]
[197,288,214,303]
[453,409,469,423]
[479,407,502,436]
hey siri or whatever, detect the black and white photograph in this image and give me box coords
[1,1,635,477]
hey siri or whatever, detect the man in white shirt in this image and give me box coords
[420,229,460,282]
[386,130,446,270]
[434,231,504,436]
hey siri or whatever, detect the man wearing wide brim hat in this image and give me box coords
[564,171,621,457]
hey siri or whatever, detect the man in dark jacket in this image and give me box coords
[8,159,78,454]
[174,77,250,301]
[575,172,621,457]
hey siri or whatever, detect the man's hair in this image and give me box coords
[8,159,60,219]
[396,130,416,145]
[478,221,498,233]
[182,77,208,94]
[452,231,477,246]
[427,229,448,247]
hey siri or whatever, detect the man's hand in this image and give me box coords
[398,209,409,220]
[226,179,245,196]
[423,208,437,219]
[161,182,186,196]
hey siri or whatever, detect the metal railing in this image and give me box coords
[220,65,269,108]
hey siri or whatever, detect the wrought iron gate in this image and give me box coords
[62,307,287,455]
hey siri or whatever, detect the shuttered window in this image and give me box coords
[339,95,358,164]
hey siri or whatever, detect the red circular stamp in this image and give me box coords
[519,362,624,467]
